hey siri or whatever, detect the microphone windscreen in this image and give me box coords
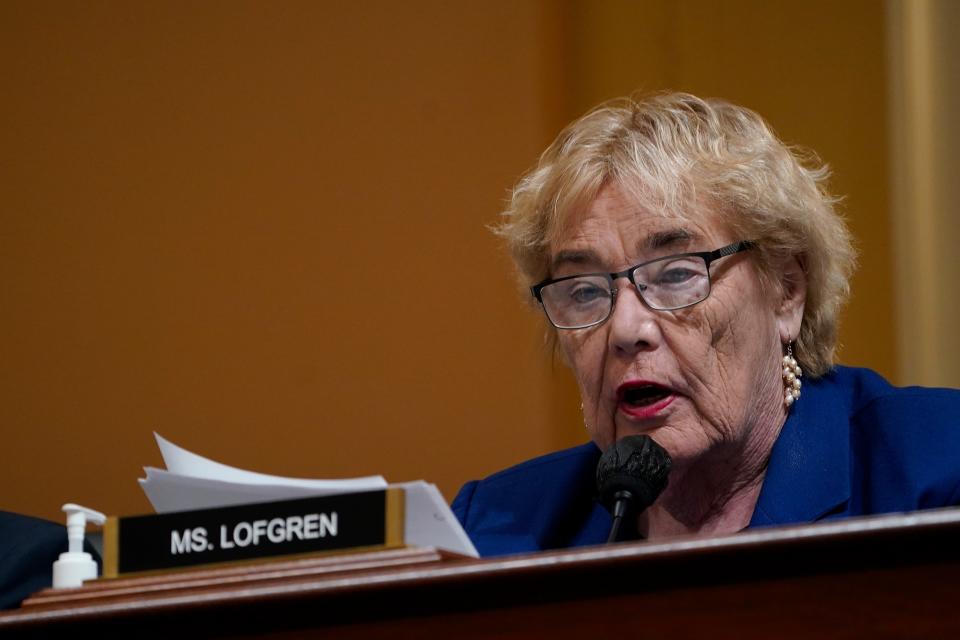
[596,435,672,514]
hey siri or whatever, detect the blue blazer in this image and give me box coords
[452,366,960,557]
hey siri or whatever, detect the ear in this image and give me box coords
[775,254,807,343]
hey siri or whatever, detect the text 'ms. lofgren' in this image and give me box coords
[170,512,338,555]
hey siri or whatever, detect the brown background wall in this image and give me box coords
[2,1,895,523]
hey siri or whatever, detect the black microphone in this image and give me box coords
[596,435,672,543]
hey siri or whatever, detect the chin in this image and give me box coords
[611,417,668,445]
[623,422,704,466]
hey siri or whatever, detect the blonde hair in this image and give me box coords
[496,92,855,377]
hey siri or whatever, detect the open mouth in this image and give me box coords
[618,383,673,407]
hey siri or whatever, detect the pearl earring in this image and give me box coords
[782,343,802,409]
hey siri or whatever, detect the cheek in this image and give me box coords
[665,305,724,383]
[559,332,599,382]
[671,299,774,400]
[675,292,777,425]
[558,332,608,425]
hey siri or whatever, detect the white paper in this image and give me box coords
[139,434,478,558]
[139,467,360,512]
[154,432,387,491]
[396,481,478,557]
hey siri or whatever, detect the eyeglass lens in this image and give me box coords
[540,255,711,328]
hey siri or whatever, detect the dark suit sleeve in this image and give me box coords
[0,511,100,610]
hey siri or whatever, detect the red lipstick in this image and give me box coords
[616,381,676,419]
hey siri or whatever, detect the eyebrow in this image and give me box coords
[646,228,695,251]
[551,228,697,271]
[551,249,598,269]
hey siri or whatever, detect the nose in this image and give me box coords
[607,282,662,357]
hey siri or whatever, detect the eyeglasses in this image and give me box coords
[531,240,755,330]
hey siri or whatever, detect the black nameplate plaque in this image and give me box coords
[102,488,404,577]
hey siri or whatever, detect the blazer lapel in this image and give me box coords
[749,374,852,527]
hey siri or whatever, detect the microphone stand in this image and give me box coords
[606,490,637,543]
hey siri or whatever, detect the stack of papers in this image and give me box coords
[140,434,478,558]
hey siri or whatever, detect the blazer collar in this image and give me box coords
[749,373,852,527]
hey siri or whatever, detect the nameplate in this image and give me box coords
[101,488,404,577]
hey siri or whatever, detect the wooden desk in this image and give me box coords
[2,509,959,638]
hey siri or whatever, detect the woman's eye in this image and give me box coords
[658,268,698,285]
[569,284,608,303]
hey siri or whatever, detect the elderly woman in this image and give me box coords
[452,92,960,556]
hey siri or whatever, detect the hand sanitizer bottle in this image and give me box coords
[52,503,107,589]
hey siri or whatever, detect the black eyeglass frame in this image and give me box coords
[530,240,756,329]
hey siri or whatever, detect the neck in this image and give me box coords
[638,410,786,539]
[638,470,766,538]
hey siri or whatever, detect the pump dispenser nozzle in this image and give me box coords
[52,503,106,589]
